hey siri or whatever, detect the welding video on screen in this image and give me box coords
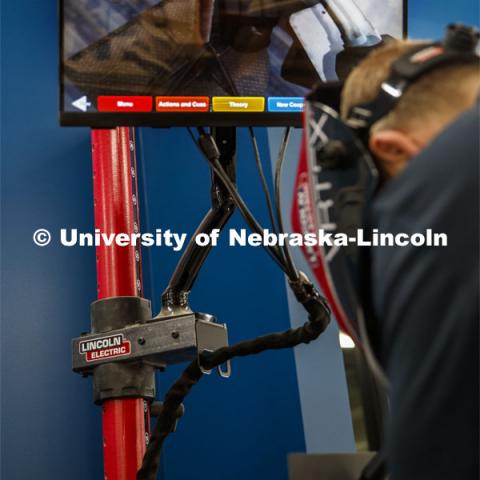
[61,0,404,116]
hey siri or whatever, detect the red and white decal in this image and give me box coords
[411,46,444,64]
[79,334,131,362]
[291,115,361,345]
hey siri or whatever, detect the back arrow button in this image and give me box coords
[72,96,92,112]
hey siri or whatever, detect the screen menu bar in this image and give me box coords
[71,96,305,113]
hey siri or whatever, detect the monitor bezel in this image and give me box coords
[59,0,408,128]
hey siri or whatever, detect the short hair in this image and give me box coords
[340,39,480,133]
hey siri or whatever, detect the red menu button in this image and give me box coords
[97,96,153,112]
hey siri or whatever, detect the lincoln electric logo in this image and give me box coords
[79,334,131,362]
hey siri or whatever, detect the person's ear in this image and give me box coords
[369,130,422,178]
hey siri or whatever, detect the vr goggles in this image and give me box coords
[292,24,480,356]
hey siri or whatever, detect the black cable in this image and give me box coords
[187,127,291,274]
[274,127,299,281]
[210,157,289,272]
[137,276,331,480]
[191,128,287,270]
[247,126,281,237]
[194,127,303,281]
[137,361,203,480]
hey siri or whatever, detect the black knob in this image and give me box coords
[445,24,480,54]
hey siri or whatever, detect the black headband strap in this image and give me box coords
[347,24,480,131]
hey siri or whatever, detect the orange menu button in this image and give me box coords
[156,96,210,112]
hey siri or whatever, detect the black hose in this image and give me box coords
[137,279,330,480]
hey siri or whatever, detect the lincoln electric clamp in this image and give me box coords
[72,297,230,403]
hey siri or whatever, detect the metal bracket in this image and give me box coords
[195,313,231,378]
[72,312,230,377]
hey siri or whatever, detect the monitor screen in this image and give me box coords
[60,0,406,127]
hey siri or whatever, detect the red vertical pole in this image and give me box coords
[92,127,150,480]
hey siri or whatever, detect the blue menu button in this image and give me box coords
[268,97,305,112]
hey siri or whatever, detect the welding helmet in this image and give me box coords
[291,24,480,350]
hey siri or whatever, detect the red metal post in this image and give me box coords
[92,127,150,480]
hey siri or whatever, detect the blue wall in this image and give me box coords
[408,0,479,38]
[1,1,478,480]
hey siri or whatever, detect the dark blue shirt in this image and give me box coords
[371,106,479,480]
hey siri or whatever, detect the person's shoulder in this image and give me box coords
[427,105,479,170]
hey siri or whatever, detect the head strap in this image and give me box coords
[347,24,480,130]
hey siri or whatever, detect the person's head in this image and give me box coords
[341,39,480,180]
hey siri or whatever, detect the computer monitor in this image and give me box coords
[60,0,407,127]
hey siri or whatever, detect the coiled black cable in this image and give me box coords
[137,276,331,480]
